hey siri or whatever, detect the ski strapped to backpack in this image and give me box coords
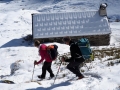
[76,38,94,60]
[47,45,58,60]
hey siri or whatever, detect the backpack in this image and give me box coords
[76,38,93,60]
[47,44,58,60]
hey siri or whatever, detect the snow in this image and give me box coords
[0,0,120,90]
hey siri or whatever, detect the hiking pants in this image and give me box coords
[67,61,83,77]
[41,61,54,78]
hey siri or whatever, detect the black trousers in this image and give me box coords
[41,61,54,78]
[67,61,83,77]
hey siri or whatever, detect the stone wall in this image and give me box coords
[34,34,110,46]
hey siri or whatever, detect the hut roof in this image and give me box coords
[32,10,111,39]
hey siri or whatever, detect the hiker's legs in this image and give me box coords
[41,61,48,78]
[46,62,54,77]
[73,67,83,77]
[75,62,84,73]
[67,62,83,77]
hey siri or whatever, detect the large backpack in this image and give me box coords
[47,45,58,60]
[76,38,93,60]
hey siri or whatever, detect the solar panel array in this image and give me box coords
[32,11,110,39]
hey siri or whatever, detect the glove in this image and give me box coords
[34,60,38,65]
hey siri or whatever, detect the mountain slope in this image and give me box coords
[0,0,120,90]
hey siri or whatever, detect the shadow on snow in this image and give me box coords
[0,38,33,48]
[84,72,102,79]
[0,0,48,3]
[27,80,71,90]
[0,0,64,4]
[0,0,13,3]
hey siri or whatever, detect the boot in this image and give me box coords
[77,75,84,80]
[38,75,45,80]
[50,74,55,78]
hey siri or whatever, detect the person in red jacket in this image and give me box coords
[34,40,54,79]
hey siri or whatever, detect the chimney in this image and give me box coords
[99,3,108,16]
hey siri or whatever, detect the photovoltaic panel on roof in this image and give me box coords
[32,11,111,39]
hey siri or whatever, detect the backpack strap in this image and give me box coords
[70,42,83,59]
[70,42,74,46]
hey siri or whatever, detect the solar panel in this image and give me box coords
[32,11,111,39]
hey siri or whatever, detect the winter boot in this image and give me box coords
[38,75,45,80]
[50,74,55,78]
[77,75,84,80]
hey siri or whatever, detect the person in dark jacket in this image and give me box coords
[34,40,54,79]
[62,36,85,79]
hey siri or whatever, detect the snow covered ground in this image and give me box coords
[0,0,120,90]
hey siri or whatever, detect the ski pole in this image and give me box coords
[31,64,35,81]
[84,63,90,70]
[53,61,62,85]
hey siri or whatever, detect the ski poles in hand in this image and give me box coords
[53,57,63,85]
[34,60,38,65]
[31,60,37,81]
[31,64,35,81]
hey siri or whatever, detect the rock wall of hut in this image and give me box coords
[34,34,110,46]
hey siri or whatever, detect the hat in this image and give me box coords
[34,40,40,47]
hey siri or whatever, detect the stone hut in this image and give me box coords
[31,3,110,46]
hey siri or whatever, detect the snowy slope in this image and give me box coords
[0,0,120,90]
